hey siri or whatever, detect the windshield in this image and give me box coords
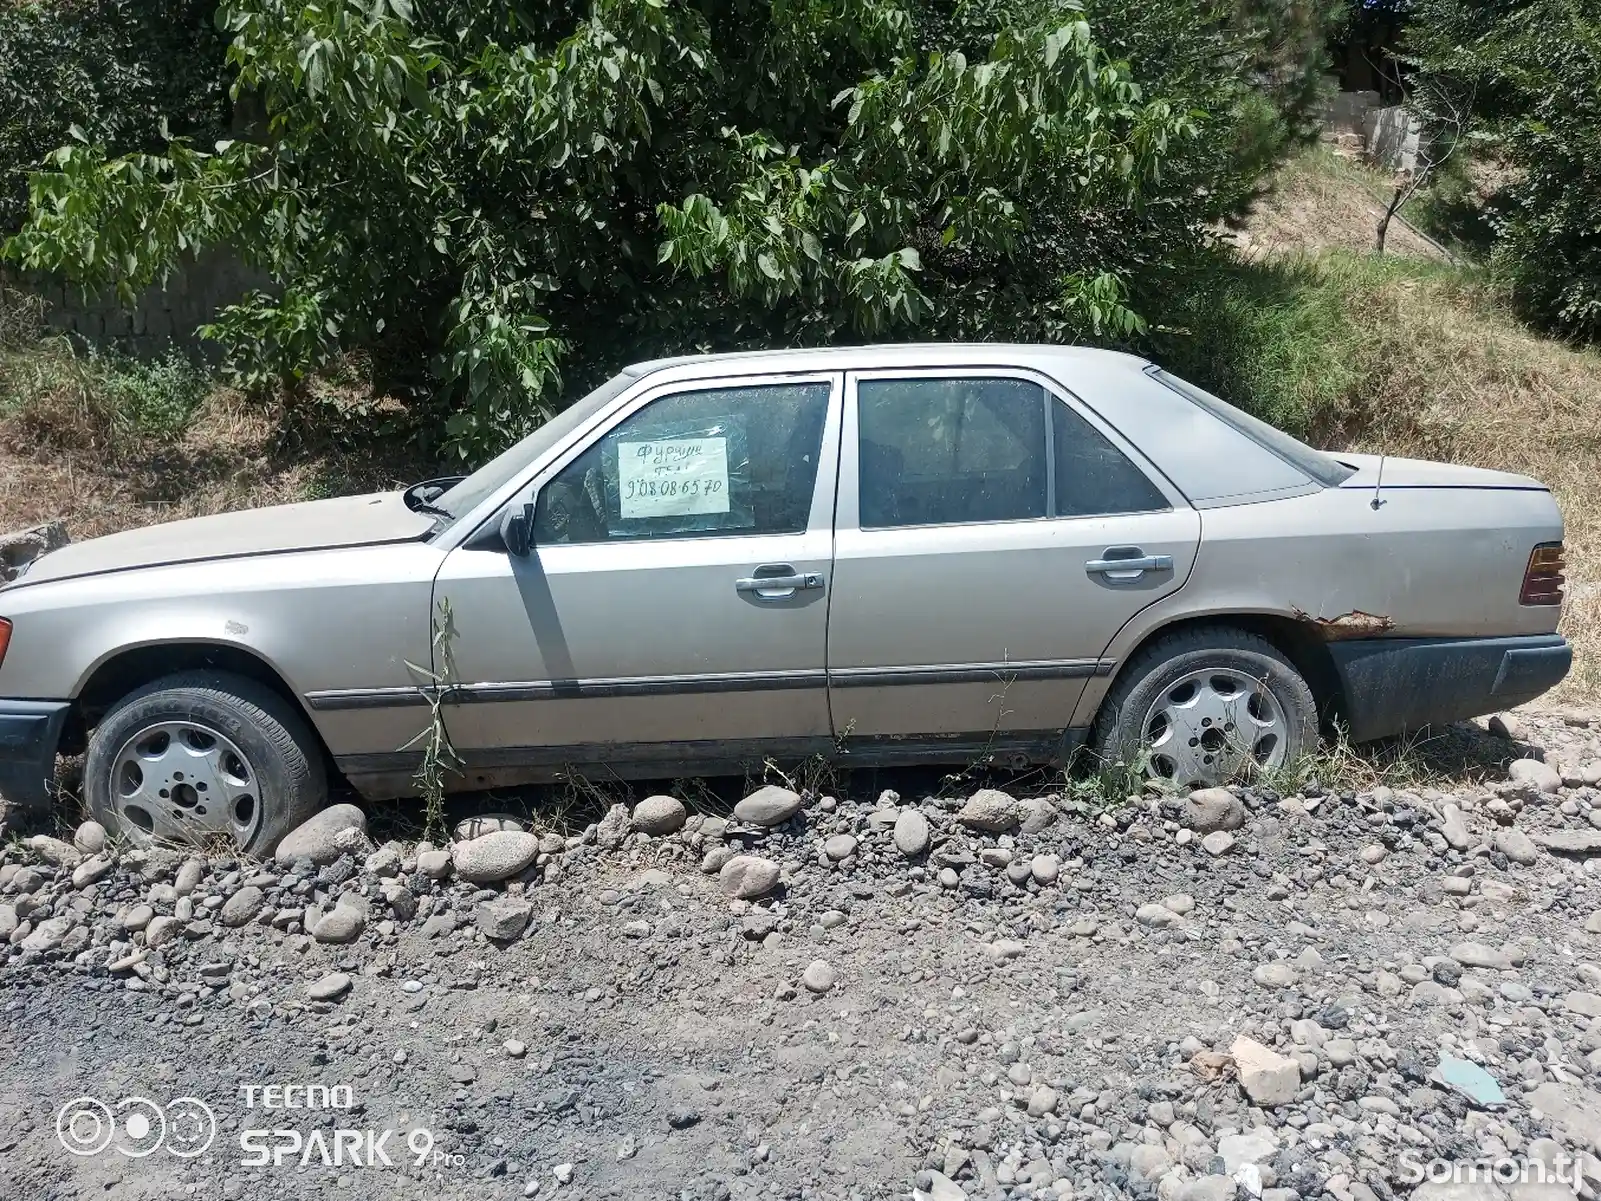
[434,370,640,521]
[1149,368,1356,488]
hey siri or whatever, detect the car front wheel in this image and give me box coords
[84,671,327,855]
[1093,627,1318,790]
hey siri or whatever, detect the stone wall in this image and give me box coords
[5,247,266,358]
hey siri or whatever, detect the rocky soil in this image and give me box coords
[2,711,1601,1201]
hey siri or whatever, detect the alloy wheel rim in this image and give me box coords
[1140,667,1290,789]
[109,721,261,846]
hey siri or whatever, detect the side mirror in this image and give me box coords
[500,502,536,557]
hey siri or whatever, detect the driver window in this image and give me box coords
[532,382,831,544]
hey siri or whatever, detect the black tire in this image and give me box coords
[84,670,327,856]
[1092,626,1318,789]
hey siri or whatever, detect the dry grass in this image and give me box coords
[0,330,432,541]
[1225,147,1448,262]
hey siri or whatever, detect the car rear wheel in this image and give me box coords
[84,671,326,855]
[1093,627,1317,790]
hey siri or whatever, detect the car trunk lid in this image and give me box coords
[1335,454,1546,491]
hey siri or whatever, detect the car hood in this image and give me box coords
[1335,454,1545,491]
[6,492,436,587]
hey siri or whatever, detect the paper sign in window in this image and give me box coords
[616,436,731,519]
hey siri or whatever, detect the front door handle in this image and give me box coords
[1085,549,1174,583]
[735,566,825,600]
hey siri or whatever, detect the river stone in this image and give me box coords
[1494,828,1539,865]
[1253,961,1297,989]
[1440,804,1472,850]
[306,972,352,1001]
[74,821,107,855]
[312,896,368,944]
[145,916,181,947]
[959,788,1019,832]
[718,855,781,899]
[631,795,687,836]
[1181,788,1246,834]
[894,810,930,857]
[220,886,265,927]
[1202,831,1236,856]
[1451,941,1514,970]
[275,804,368,865]
[734,785,804,826]
[824,835,858,862]
[1508,758,1562,794]
[802,959,837,993]
[416,850,452,879]
[23,835,80,868]
[476,898,534,941]
[71,857,113,889]
[452,831,541,883]
[1018,796,1058,834]
[452,813,524,841]
[21,916,72,952]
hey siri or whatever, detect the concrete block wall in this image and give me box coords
[1321,85,1426,173]
[5,246,267,359]
[1363,104,1423,172]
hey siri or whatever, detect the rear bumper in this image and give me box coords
[0,700,70,811]
[1330,634,1570,742]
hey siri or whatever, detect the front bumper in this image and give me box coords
[0,700,70,811]
[1330,634,1571,742]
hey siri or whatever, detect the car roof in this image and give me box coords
[627,342,1154,379]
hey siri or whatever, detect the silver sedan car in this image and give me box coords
[0,344,1571,853]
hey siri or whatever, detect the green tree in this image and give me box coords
[5,0,1328,457]
[1407,0,1601,338]
[0,0,232,231]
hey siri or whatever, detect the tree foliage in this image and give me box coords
[0,0,232,231]
[7,0,1331,456]
[1407,0,1601,339]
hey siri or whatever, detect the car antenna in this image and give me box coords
[1370,425,1389,511]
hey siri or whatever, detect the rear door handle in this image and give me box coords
[735,567,825,600]
[1085,550,1173,582]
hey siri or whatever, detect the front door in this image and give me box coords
[434,373,841,780]
[826,368,1201,760]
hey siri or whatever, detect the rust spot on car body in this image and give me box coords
[1290,607,1395,640]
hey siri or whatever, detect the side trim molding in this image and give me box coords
[307,660,1116,712]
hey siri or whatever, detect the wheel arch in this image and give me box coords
[69,642,333,764]
[1086,612,1347,740]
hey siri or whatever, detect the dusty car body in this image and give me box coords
[0,344,1570,852]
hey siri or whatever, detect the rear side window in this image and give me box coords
[1053,400,1168,517]
[856,376,1168,528]
[533,382,830,543]
[858,377,1047,527]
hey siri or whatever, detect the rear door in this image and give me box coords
[826,368,1200,756]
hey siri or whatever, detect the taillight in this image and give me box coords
[0,618,10,667]
[1520,542,1566,606]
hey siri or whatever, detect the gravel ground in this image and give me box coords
[2,711,1601,1201]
